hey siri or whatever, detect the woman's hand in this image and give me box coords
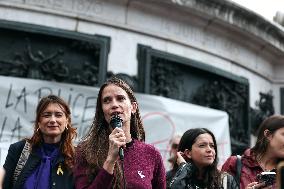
[245,181,270,189]
[176,151,186,166]
[103,127,126,174]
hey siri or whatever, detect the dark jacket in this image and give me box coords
[3,140,75,189]
[169,162,239,189]
[166,168,177,189]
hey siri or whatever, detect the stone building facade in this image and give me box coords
[0,0,284,153]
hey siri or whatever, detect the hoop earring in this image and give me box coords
[65,125,68,130]
[36,127,40,132]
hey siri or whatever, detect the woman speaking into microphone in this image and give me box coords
[73,77,166,189]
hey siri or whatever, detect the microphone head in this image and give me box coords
[110,114,123,129]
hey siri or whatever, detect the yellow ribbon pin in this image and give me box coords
[57,164,64,175]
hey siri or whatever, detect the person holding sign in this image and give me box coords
[73,77,166,189]
[3,95,77,189]
[222,115,284,189]
[169,128,238,189]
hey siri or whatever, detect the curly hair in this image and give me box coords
[27,94,77,170]
[178,128,222,189]
[78,77,145,188]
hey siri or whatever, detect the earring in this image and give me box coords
[65,125,68,130]
[36,127,40,132]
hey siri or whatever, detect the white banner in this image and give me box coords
[0,76,231,169]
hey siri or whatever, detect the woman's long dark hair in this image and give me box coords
[78,77,145,188]
[178,128,221,189]
[251,115,284,161]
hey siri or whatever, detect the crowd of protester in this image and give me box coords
[1,77,283,189]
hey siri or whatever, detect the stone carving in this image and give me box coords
[0,38,68,81]
[274,11,284,27]
[23,0,104,16]
[250,91,274,136]
[8,53,27,77]
[191,80,249,155]
[26,39,67,80]
[137,45,250,155]
[0,36,103,86]
[71,61,99,86]
[68,41,101,86]
[150,57,184,98]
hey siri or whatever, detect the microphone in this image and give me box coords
[110,114,124,160]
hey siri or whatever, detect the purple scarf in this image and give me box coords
[24,143,60,189]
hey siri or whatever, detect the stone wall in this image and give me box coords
[0,0,283,113]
